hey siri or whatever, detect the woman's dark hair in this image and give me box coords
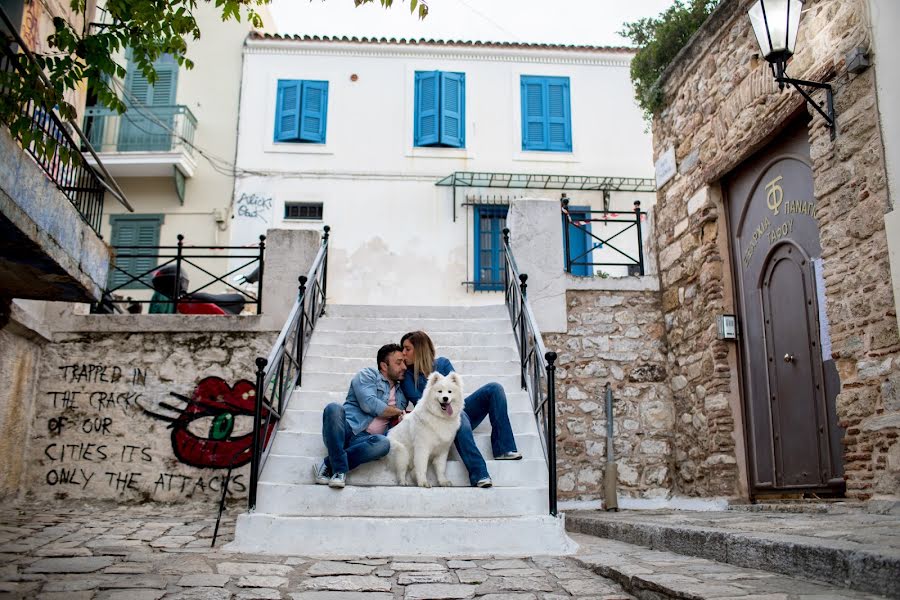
[376,343,403,368]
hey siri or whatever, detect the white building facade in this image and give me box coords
[234,34,656,306]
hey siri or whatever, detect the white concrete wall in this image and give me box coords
[868,0,900,332]
[234,39,656,306]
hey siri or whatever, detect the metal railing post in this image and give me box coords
[173,234,184,313]
[256,235,266,314]
[502,228,510,297]
[545,351,558,517]
[249,356,268,511]
[518,273,528,389]
[634,200,645,276]
[297,275,307,387]
[561,194,572,274]
[321,226,330,314]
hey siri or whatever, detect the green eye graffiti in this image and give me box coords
[209,413,235,440]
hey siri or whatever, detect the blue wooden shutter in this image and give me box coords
[547,78,572,152]
[414,71,440,146]
[439,72,465,148]
[566,207,592,276]
[275,80,301,141]
[521,77,547,151]
[109,216,162,290]
[474,206,509,291]
[299,80,328,143]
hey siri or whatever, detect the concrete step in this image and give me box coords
[300,372,521,393]
[261,454,548,487]
[325,304,509,319]
[565,511,900,598]
[228,513,576,556]
[306,343,518,361]
[569,533,885,600]
[289,389,532,409]
[302,356,520,376]
[315,317,512,333]
[269,430,543,461]
[279,408,538,435]
[311,330,516,347]
[254,481,550,517]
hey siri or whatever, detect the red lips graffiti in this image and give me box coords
[167,377,275,469]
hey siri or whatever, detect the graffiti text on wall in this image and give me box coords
[236,193,273,222]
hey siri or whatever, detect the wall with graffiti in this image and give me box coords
[24,330,276,503]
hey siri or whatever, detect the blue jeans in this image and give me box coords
[322,403,390,474]
[454,382,519,486]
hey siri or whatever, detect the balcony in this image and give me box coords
[83,105,198,178]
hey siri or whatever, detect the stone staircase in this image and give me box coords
[228,304,575,556]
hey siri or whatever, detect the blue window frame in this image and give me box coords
[414,71,465,148]
[474,205,508,291]
[274,80,328,143]
[108,214,164,289]
[565,206,592,277]
[520,75,572,152]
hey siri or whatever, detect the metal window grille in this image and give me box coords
[284,202,323,220]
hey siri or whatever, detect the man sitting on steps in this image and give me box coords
[314,343,409,488]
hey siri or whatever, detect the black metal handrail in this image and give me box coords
[501,227,558,517]
[0,6,132,232]
[248,226,330,510]
[104,234,265,313]
[561,194,646,276]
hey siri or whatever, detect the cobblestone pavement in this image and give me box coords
[0,502,633,600]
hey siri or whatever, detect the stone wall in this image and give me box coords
[22,325,275,504]
[0,327,42,500]
[544,287,674,501]
[652,0,900,499]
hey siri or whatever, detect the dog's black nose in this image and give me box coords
[442,396,448,401]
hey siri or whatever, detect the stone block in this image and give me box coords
[25,556,115,573]
[306,561,375,576]
[404,584,476,599]
[178,574,230,587]
[304,576,391,592]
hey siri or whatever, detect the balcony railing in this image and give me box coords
[83,105,197,155]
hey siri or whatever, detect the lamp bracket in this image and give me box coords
[775,72,836,140]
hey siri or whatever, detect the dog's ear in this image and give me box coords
[427,371,443,387]
[446,372,463,388]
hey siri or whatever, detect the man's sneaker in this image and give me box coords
[329,472,346,489]
[495,451,523,460]
[475,477,493,488]
[313,460,331,485]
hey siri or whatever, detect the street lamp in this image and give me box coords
[748,0,836,138]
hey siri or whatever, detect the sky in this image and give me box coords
[269,0,676,47]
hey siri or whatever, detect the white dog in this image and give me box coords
[388,371,464,487]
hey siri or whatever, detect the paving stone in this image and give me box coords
[475,577,556,594]
[404,583,476,599]
[150,536,196,548]
[306,561,376,576]
[158,558,217,575]
[478,595,537,600]
[24,556,116,573]
[178,574,230,587]
[236,575,289,588]
[490,569,547,577]
[446,561,477,570]
[36,592,95,600]
[164,589,234,600]
[286,557,309,566]
[349,559,388,566]
[374,568,395,577]
[397,571,457,585]
[391,562,446,571]
[33,546,93,557]
[290,593,394,600]
[481,560,533,571]
[303,575,392,592]
[104,561,153,573]
[456,569,490,584]
[559,578,617,595]
[218,563,293,577]
[40,578,109,592]
[95,590,166,600]
[98,575,169,589]
[234,590,281,600]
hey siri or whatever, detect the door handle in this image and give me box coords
[784,353,795,363]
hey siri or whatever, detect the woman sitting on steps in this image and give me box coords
[398,330,522,489]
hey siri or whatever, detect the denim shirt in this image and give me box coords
[343,367,408,435]
[399,357,455,404]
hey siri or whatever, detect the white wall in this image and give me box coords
[235,38,656,306]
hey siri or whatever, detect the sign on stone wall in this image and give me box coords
[27,330,275,503]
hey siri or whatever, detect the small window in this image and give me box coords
[284,202,323,221]
[520,75,572,152]
[274,80,329,144]
[414,71,465,148]
[474,205,508,291]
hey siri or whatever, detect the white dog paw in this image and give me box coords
[418,481,432,488]
[437,479,452,487]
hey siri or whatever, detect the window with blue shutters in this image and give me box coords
[474,205,508,291]
[520,75,571,152]
[414,71,465,148]
[274,79,329,144]
[565,206,593,277]
[108,214,164,290]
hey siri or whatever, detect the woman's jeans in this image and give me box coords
[454,382,518,485]
[322,403,390,474]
